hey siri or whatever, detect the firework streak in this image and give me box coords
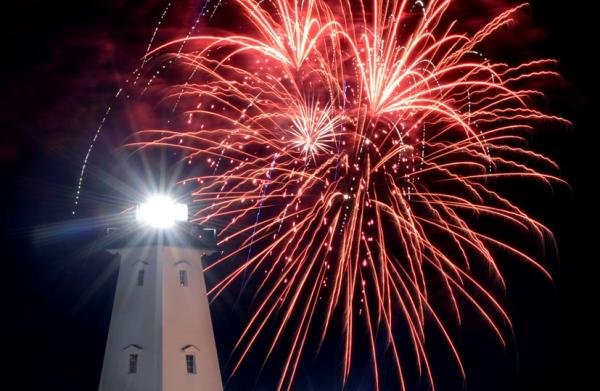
[134,0,568,389]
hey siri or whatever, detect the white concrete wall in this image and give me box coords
[98,245,222,391]
[161,247,223,391]
[98,247,162,391]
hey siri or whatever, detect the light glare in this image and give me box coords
[136,195,187,228]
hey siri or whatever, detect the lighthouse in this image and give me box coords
[98,196,223,391]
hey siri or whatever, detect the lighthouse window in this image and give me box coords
[129,353,138,373]
[137,270,145,286]
[186,354,196,374]
[179,270,188,287]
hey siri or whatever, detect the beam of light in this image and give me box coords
[136,195,188,229]
[132,0,569,389]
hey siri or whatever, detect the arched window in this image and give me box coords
[179,270,188,287]
[185,354,196,374]
[175,260,190,287]
[129,353,138,373]
[181,345,199,375]
[133,260,148,287]
[137,270,145,286]
[122,344,143,374]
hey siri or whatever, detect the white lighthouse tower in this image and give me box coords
[98,196,223,391]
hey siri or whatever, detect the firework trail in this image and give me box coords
[134,0,567,389]
[73,0,226,214]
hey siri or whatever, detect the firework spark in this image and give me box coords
[134,0,567,389]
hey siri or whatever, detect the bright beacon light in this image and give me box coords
[136,195,188,229]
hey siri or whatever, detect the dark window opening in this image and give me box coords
[186,354,196,374]
[137,270,145,286]
[179,270,188,287]
[129,353,138,373]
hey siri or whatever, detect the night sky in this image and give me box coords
[1,0,593,390]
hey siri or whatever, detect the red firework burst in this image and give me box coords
[133,0,568,389]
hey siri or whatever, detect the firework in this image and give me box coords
[134,0,567,389]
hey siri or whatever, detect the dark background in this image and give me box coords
[1,0,593,389]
